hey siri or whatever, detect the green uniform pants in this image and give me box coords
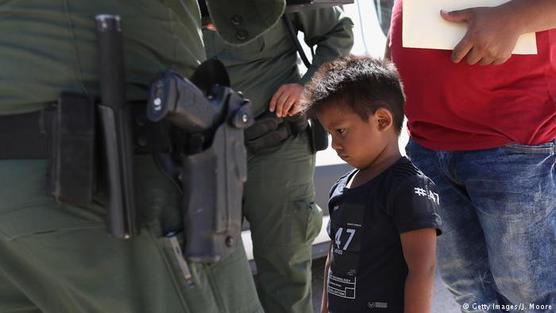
[244,131,323,313]
[0,157,262,313]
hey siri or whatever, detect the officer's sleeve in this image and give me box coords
[291,7,354,84]
[206,0,285,45]
[387,176,442,235]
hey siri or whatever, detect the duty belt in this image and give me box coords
[0,102,150,160]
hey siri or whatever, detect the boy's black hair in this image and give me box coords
[302,55,405,133]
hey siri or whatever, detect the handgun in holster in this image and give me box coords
[147,60,254,263]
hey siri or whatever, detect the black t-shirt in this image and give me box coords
[327,157,442,313]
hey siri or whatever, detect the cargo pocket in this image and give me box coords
[158,234,218,313]
[204,240,262,313]
[306,202,323,243]
[282,199,322,246]
[159,233,261,313]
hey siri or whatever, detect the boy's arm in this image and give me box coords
[441,0,556,65]
[321,244,332,313]
[400,228,437,313]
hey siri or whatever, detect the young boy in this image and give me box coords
[302,55,442,313]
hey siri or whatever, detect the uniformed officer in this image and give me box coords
[202,5,354,313]
[0,1,287,312]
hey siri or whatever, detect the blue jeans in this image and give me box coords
[406,139,556,313]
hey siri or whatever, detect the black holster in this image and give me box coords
[308,118,329,153]
[147,65,253,263]
[181,89,250,262]
[244,112,309,154]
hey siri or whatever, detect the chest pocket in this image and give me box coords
[203,28,265,61]
[223,18,294,61]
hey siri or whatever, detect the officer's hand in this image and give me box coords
[441,7,523,65]
[269,83,304,118]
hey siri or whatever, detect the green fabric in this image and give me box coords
[245,133,322,313]
[203,7,352,313]
[205,0,286,45]
[292,9,355,85]
[0,0,287,115]
[0,159,261,313]
[0,0,203,114]
[203,7,354,116]
[0,0,288,312]
[0,270,41,313]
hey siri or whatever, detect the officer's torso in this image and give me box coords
[202,14,301,116]
[0,0,204,114]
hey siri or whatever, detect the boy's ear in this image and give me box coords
[374,108,393,131]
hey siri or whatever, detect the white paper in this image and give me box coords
[402,0,537,54]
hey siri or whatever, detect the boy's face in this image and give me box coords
[317,101,392,170]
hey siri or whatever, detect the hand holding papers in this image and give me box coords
[402,0,538,59]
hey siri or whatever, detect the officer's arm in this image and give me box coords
[292,7,354,85]
[400,228,436,313]
[271,7,354,117]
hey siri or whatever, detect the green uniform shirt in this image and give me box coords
[0,0,285,115]
[203,7,354,116]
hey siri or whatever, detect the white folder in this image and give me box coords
[402,0,538,54]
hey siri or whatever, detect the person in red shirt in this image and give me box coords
[388,1,556,312]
